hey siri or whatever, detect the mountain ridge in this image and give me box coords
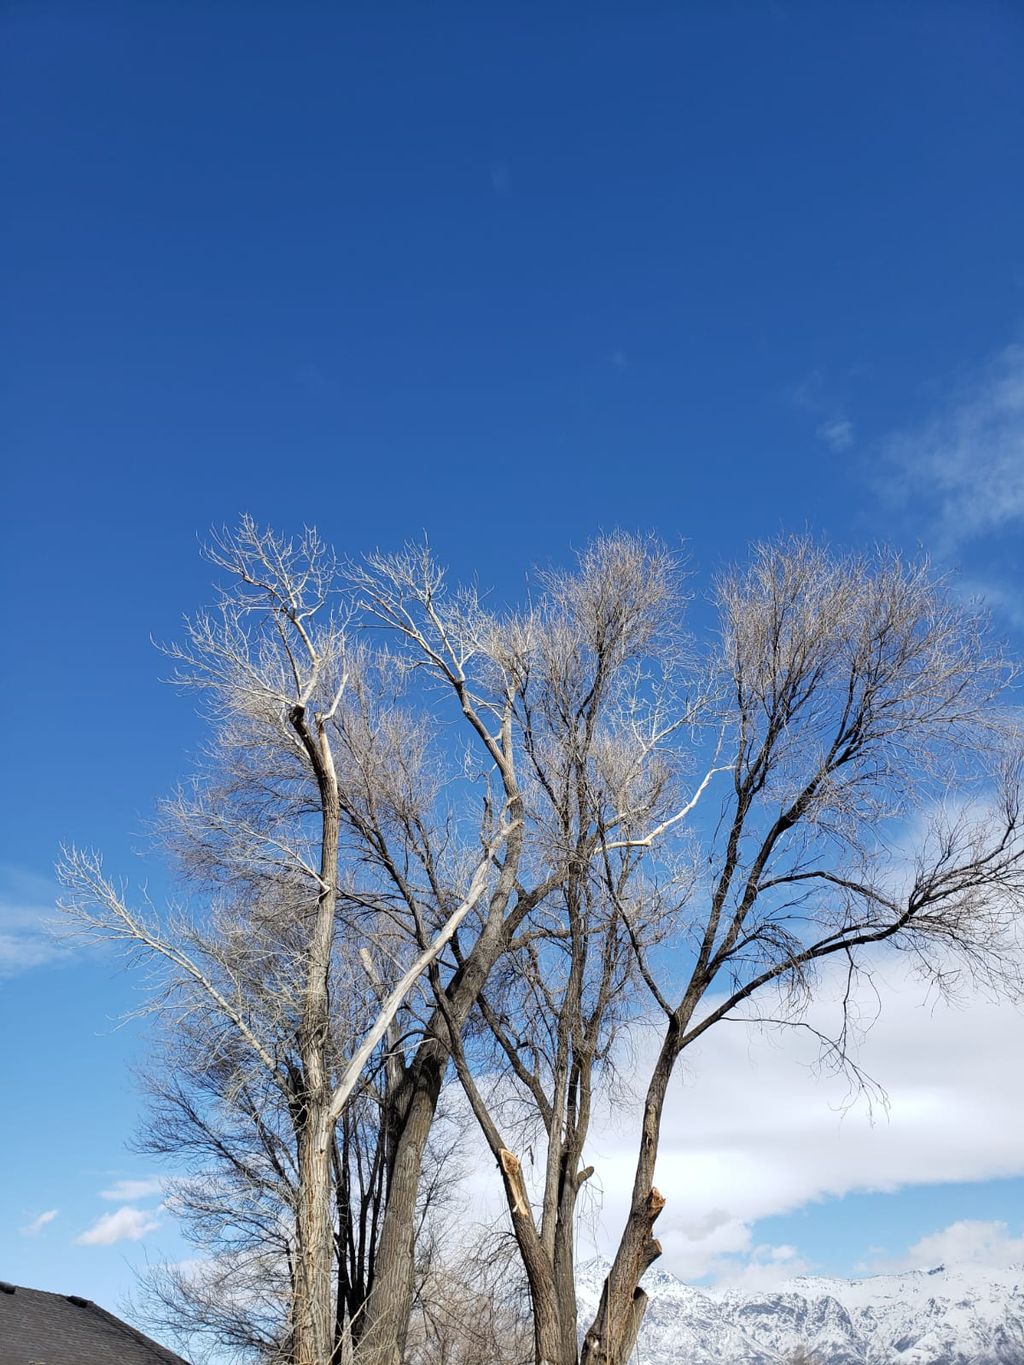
[574,1259,1024,1363]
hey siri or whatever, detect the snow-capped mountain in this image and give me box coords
[575,1260,1024,1363]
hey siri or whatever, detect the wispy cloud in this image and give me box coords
[816,416,855,452]
[790,371,856,453]
[76,1205,161,1247]
[0,866,66,977]
[19,1209,58,1237]
[99,1178,164,1202]
[951,575,1024,632]
[883,342,1024,553]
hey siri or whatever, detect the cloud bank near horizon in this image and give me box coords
[458,955,1024,1288]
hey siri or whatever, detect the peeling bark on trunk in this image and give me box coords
[579,1022,679,1365]
[497,1150,568,1365]
[579,1188,664,1365]
[293,1113,336,1365]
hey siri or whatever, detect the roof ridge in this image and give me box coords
[0,1282,191,1365]
[76,1298,191,1365]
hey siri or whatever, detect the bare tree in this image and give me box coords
[127,1009,400,1361]
[578,541,1024,1365]
[58,520,510,1365]
[343,535,722,1365]
[56,527,1024,1365]
[128,1011,300,1363]
[399,538,1024,1365]
[425,538,702,1365]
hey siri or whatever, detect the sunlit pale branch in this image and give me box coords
[601,764,733,850]
[326,821,517,1127]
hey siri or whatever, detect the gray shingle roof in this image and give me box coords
[0,1281,191,1365]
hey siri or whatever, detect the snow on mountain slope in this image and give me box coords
[575,1260,1024,1363]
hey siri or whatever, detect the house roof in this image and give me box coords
[0,1281,191,1365]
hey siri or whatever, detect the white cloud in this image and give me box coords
[954,576,1024,632]
[883,341,1024,552]
[19,1209,58,1237]
[99,1178,164,1202]
[790,371,856,453]
[868,1220,1024,1274]
[710,1241,813,1291]
[76,1205,161,1246]
[0,866,65,977]
[816,417,855,452]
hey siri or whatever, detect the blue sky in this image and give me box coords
[3,0,1024,1337]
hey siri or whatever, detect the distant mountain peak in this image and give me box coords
[575,1260,1024,1363]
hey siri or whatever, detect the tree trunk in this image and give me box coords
[290,709,344,1365]
[579,1023,679,1365]
[353,792,525,1365]
[553,1160,582,1365]
[578,1187,664,1365]
[294,1111,337,1365]
[495,1148,570,1365]
[353,906,520,1365]
[352,1044,446,1365]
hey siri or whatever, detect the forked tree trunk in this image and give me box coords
[352,1041,447,1365]
[353,904,522,1365]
